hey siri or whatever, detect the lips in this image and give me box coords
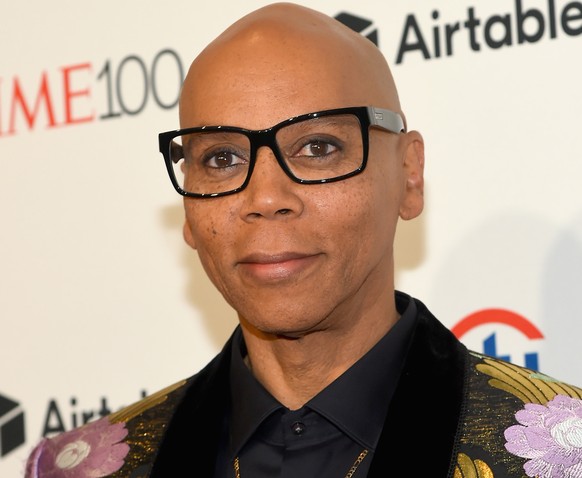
[237,251,320,282]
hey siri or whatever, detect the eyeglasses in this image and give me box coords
[158,106,405,198]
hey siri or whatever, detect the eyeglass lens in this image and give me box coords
[169,114,364,195]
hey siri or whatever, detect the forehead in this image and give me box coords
[183,61,363,128]
[179,11,396,129]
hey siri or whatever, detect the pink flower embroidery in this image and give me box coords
[505,394,582,478]
[25,417,129,478]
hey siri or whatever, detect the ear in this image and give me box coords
[399,130,425,221]
[183,221,197,250]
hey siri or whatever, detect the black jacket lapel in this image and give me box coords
[150,341,233,477]
[368,299,468,478]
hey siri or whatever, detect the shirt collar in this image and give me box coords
[229,330,281,458]
[228,291,417,456]
[307,291,417,449]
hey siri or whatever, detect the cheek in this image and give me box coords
[348,173,401,258]
[186,199,235,243]
[317,175,397,258]
[189,224,237,305]
[185,202,237,275]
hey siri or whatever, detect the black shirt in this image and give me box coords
[215,292,417,478]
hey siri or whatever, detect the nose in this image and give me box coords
[239,146,304,221]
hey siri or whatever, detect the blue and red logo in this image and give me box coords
[452,309,544,370]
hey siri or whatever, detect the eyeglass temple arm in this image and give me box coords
[170,140,184,164]
[368,107,406,133]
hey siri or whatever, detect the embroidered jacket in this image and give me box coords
[25,298,582,478]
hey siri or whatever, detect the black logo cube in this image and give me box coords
[0,394,25,457]
[334,12,379,46]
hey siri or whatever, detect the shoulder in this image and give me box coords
[24,379,190,477]
[24,332,236,477]
[455,351,582,477]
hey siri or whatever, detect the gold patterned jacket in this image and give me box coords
[25,299,582,478]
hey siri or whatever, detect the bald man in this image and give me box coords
[25,3,582,478]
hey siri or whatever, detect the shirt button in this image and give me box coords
[291,422,306,435]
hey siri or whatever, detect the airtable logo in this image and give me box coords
[0,392,25,458]
[452,309,544,370]
[336,2,582,65]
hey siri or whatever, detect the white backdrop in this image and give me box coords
[1,1,581,475]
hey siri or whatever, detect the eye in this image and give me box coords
[297,139,339,158]
[204,150,246,169]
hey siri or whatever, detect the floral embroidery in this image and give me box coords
[505,394,582,478]
[25,417,129,477]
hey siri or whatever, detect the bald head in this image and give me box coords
[179,3,403,129]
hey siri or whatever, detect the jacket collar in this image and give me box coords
[149,296,468,478]
[150,340,233,477]
[368,296,468,478]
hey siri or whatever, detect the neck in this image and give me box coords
[240,293,399,410]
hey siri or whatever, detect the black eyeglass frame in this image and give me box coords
[158,106,405,198]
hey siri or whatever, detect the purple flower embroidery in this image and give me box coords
[25,417,129,478]
[505,394,582,478]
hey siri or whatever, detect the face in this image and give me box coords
[180,17,424,337]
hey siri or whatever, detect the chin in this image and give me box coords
[240,311,329,339]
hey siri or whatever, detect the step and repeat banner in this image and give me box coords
[1,0,581,475]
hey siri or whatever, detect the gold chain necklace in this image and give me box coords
[233,449,369,478]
